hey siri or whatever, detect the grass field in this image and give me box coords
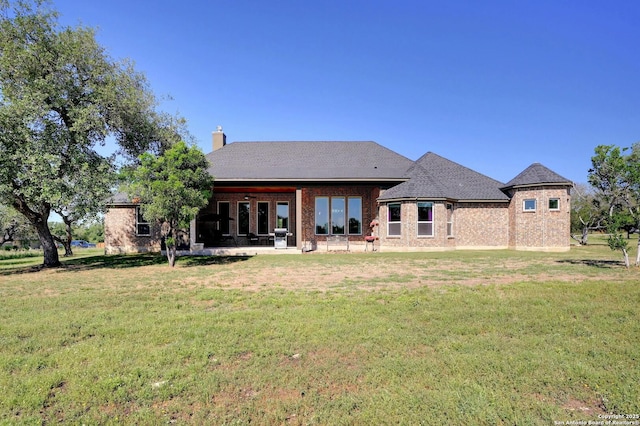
[1,242,639,425]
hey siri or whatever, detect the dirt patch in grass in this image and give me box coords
[174,254,635,292]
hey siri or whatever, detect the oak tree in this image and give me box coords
[0,0,185,267]
[588,144,640,267]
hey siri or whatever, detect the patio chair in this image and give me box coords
[248,233,260,245]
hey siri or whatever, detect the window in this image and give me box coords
[218,202,230,234]
[417,202,434,236]
[277,202,289,230]
[523,199,537,212]
[388,203,401,236]
[548,198,560,211]
[331,197,345,234]
[257,202,269,235]
[237,202,250,235]
[315,197,329,235]
[314,196,363,235]
[446,203,454,237]
[136,207,150,236]
[348,197,362,235]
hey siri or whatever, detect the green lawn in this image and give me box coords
[0,244,638,425]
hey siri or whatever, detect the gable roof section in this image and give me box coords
[378,152,510,201]
[206,141,414,181]
[502,163,573,189]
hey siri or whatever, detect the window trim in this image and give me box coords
[315,197,329,235]
[388,202,402,237]
[276,201,289,231]
[347,197,363,235]
[523,199,537,212]
[417,201,434,237]
[548,198,560,211]
[331,196,346,235]
[135,206,150,236]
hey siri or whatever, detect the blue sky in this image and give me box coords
[52,0,639,184]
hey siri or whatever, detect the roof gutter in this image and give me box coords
[214,178,410,183]
[377,197,510,203]
[501,181,574,190]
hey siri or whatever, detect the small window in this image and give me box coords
[548,198,560,211]
[136,207,150,236]
[523,199,537,212]
[446,203,454,237]
[388,203,401,236]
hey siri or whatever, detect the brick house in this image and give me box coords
[104,128,573,254]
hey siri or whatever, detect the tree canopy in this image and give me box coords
[588,143,640,268]
[123,141,213,267]
[0,0,188,267]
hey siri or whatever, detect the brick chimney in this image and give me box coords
[212,125,226,151]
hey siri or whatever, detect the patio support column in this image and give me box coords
[296,188,302,250]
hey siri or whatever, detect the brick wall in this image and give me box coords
[104,206,161,254]
[378,201,509,250]
[507,186,571,251]
[454,202,510,248]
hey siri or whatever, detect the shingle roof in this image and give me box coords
[106,192,134,205]
[378,152,510,201]
[206,141,414,181]
[502,163,573,189]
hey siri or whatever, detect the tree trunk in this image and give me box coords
[34,219,61,267]
[63,217,74,257]
[164,222,177,267]
[636,239,640,267]
[1,220,18,246]
[167,246,176,267]
[12,200,60,267]
[622,248,630,269]
[581,226,589,245]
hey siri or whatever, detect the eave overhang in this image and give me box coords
[377,197,510,203]
[501,181,574,191]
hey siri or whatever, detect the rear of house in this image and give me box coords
[104,128,573,254]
